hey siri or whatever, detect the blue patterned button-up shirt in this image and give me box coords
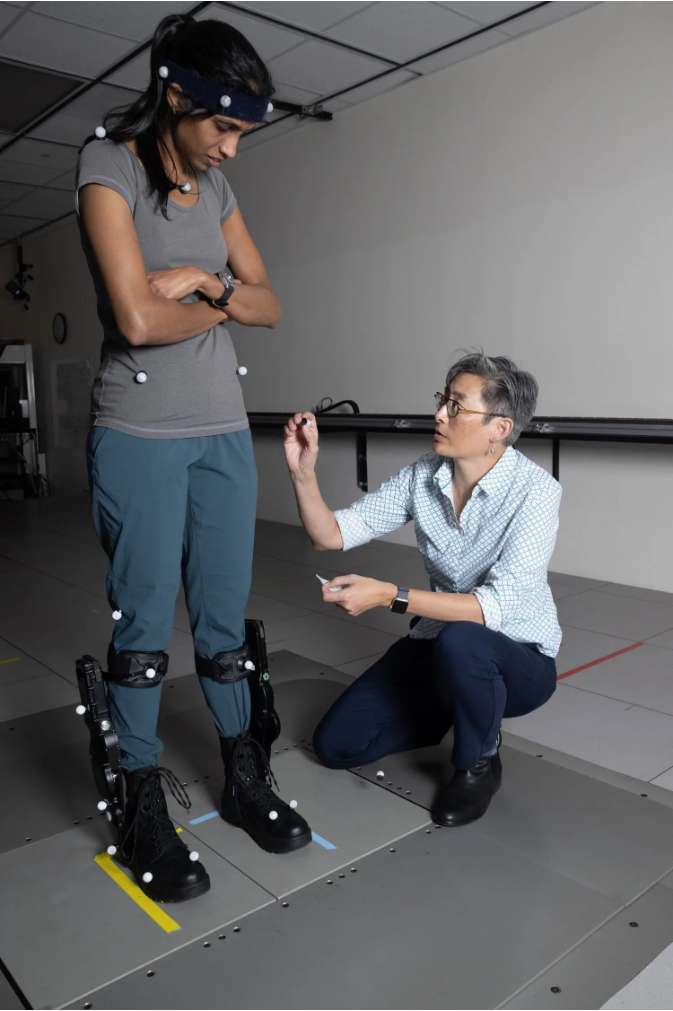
[334,446,562,657]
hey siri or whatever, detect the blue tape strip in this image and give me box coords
[189,810,219,825]
[311,831,337,850]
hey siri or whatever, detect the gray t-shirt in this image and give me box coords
[76,138,248,439]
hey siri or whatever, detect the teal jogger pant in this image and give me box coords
[87,426,257,771]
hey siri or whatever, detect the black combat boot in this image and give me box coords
[120,766,210,902]
[432,738,502,827]
[220,732,312,854]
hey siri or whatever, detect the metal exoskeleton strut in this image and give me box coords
[75,655,124,845]
[245,619,281,758]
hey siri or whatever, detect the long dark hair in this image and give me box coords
[100,14,273,215]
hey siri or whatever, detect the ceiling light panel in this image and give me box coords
[0,12,136,78]
[269,40,389,95]
[324,2,478,63]
[31,1,195,42]
[0,60,81,132]
[233,2,375,32]
[196,5,305,62]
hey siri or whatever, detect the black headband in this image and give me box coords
[159,60,273,123]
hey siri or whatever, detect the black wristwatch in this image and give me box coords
[390,586,410,614]
[211,266,236,308]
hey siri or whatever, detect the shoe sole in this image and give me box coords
[220,810,313,854]
[140,875,212,904]
[431,778,502,828]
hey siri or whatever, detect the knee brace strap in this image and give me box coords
[196,644,254,684]
[105,648,168,687]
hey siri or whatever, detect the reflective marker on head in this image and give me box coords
[142,872,153,883]
[76,704,86,715]
[269,810,278,821]
[158,65,169,79]
[289,800,298,809]
[112,610,122,620]
[107,845,117,856]
[97,800,108,811]
[135,371,147,384]
[220,94,232,108]
[189,851,199,862]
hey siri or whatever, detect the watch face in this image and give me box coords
[52,312,67,344]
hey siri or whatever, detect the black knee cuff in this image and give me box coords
[105,646,168,687]
[196,644,254,684]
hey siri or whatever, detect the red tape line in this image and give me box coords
[557,641,645,680]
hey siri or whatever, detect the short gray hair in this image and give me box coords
[445,350,538,446]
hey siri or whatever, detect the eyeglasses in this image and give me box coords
[434,392,508,419]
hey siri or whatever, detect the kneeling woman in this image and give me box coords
[284,352,561,826]
[78,14,311,903]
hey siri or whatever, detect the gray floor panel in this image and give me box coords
[501,885,673,1009]
[169,749,431,899]
[67,823,620,1011]
[0,966,24,1011]
[265,611,399,666]
[557,590,673,642]
[354,740,673,904]
[0,671,79,721]
[555,624,638,675]
[0,822,274,1011]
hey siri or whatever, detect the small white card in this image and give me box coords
[316,574,343,592]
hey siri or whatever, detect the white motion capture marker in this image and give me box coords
[112,609,122,620]
[189,851,199,862]
[244,660,255,671]
[376,771,385,779]
[267,102,274,114]
[94,125,107,139]
[237,366,247,376]
[142,872,153,883]
[107,845,117,856]
[75,704,87,716]
[146,668,156,679]
[178,181,192,193]
[220,94,232,108]
[97,800,108,811]
[268,810,278,821]
[158,65,169,79]
[135,371,147,384]
[100,720,111,732]
[289,800,298,809]
[105,811,112,821]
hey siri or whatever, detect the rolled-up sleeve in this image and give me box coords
[473,483,561,632]
[334,464,415,551]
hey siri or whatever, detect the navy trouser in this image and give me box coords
[87,426,257,771]
[313,622,557,771]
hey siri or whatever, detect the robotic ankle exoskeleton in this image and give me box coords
[75,619,280,836]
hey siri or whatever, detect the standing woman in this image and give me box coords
[78,14,311,903]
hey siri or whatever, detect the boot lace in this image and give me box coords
[230,736,280,819]
[122,767,191,863]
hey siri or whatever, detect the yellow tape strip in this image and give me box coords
[94,853,181,933]
[0,657,20,665]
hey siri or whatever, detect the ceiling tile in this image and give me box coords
[0,137,79,170]
[499,2,599,37]
[234,2,375,32]
[0,158,65,185]
[3,186,75,220]
[0,12,136,78]
[272,82,322,106]
[46,168,76,191]
[0,180,34,201]
[105,50,150,91]
[269,40,388,96]
[196,5,305,62]
[66,83,139,121]
[436,3,535,26]
[409,26,510,73]
[336,68,417,105]
[0,61,81,132]
[324,2,477,63]
[0,214,48,239]
[32,2,194,42]
[29,113,99,147]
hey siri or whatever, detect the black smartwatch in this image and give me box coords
[211,267,236,308]
[390,586,410,614]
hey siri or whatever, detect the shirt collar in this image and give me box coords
[433,446,517,500]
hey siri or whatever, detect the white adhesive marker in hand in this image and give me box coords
[316,574,343,592]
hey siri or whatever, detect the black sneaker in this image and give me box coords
[120,766,210,902]
[220,733,312,854]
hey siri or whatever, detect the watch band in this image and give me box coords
[390,586,410,614]
[211,269,236,308]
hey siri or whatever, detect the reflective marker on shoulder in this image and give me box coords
[95,125,106,139]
